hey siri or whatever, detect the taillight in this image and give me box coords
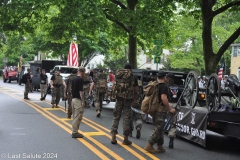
[201,94,205,100]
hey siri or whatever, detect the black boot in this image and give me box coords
[169,137,174,148]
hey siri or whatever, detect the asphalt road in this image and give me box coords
[0,80,240,160]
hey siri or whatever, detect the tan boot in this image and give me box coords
[96,110,101,117]
[157,145,166,153]
[122,135,132,145]
[52,104,55,108]
[111,133,117,144]
[144,142,159,154]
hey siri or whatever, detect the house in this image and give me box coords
[137,49,172,70]
[230,43,240,79]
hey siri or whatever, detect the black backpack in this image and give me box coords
[21,74,27,84]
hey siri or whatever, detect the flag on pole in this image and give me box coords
[217,57,225,79]
[67,42,79,67]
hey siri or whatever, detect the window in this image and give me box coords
[233,46,240,57]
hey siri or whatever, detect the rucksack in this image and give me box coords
[96,72,107,94]
[67,74,76,94]
[113,69,134,99]
[141,81,162,115]
[21,74,27,84]
[83,73,90,84]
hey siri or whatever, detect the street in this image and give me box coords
[0,80,240,160]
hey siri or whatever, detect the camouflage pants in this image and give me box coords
[130,105,143,132]
[24,82,30,98]
[51,87,61,105]
[168,102,177,138]
[67,93,73,116]
[94,92,105,111]
[111,98,132,136]
[148,112,167,146]
[83,85,90,107]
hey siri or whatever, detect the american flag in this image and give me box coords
[67,42,78,67]
[217,57,225,79]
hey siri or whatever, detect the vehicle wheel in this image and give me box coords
[3,77,6,83]
[8,77,12,83]
[183,71,199,108]
[206,73,221,112]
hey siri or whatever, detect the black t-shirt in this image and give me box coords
[71,76,83,99]
[40,74,48,84]
[158,83,168,102]
[51,75,56,80]
[167,83,181,103]
[26,73,32,83]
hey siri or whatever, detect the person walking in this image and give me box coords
[50,69,66,108]
[110,63,138,145]
[24,68,32,100]
[40,69,48,100]
[144,71,175,154]
[130,79,143,139]
[82,71,92,108]
[65,69,77,119]
[89,70,108,117]
[165,73,181,149]
[108,70,115,82]
[71,66,85,138]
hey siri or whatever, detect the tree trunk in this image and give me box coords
[201,0,219,75]
[128,34,137,69]
[127,0,138,69]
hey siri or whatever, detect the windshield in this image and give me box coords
[52,67,77,74]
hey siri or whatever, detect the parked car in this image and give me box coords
[2,66,19,83]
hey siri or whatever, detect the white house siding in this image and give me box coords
[137,49,171,70]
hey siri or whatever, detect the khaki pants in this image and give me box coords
[40,84,47,98]
[24,82,30,98]
[72,98,84,134]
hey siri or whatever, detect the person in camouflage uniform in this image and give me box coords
[50,69,66,108]
[144,71,176,154]
[89,70,107,117]
[130,79,143,139]
[65,69,77,119]
[110,63,139,146]
[165,73,181,149]
[83,72,92,108]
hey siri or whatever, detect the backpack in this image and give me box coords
[67,74,76,94]
[83,73,90,84]
[113,69,134,99]
[96,72,107,94]
[21,74,27,84]
[141,81,162,115]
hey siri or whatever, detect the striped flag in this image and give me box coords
[67,42,79,67]
[217,58,225,79]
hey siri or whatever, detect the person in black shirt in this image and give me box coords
[24,68,32,100]
[166,73,181,149]
[40,69,48,100]
[71,66,85,138]
[145,71,175,154]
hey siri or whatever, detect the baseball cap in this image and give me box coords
[157,71,166,78]
[124,63,132,69]
[166,73,175,79]
[78,66,85,72]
